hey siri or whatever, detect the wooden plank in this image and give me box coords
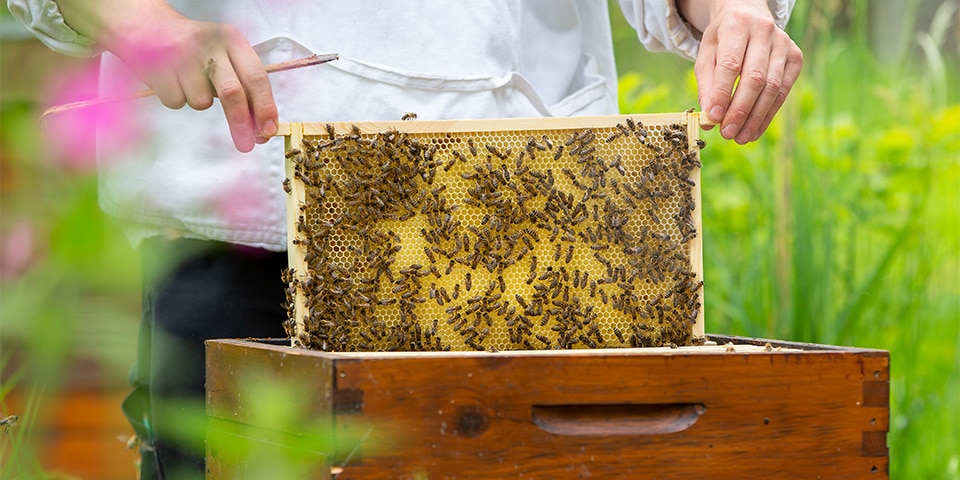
[686,111,705,337]
[205,339,334,433]
[204,336,874,359]
[275,114,689,137]
[283,123,308,345]
[205,339,338,479]
[206,417,333,480]
[328,350,887,478]
[709,334,891,355]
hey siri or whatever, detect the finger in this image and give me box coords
[752,88,786,143]
[207,55,257,152]
[722,34,775,143]
[693,37,718,121]
[179,58,216,111]
[151,71,188,110]
[227,44,278,140]
[753,44,803,141]
[703,26,749,127]
[733,46,783,144]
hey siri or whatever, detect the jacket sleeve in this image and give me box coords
[617,0,795,61]
[6,0,100,57]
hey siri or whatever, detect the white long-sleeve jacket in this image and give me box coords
[8,0,792,251]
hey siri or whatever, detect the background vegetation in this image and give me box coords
[613,1,959,478]
[2,1,958,478]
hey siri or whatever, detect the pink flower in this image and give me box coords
[41,61,144,171]
[0,221,41,282]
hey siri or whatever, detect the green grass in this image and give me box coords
[612,1,959,478]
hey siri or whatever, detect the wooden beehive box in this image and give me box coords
[204,113,889,478]
[206,336,890,479]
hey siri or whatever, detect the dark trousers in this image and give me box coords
[123,238,288,479]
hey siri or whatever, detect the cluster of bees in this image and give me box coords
[283,116,704,352]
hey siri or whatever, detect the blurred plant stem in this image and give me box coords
[772,88,796,338]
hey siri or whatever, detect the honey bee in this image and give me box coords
[613,327,625,343]
[1,415,19,433]
[401,112,418,121]
[647,208,661,224]
[444,157,457,171]
[542,135,554,150]
[282,178,292,194]
[609,155,625,176]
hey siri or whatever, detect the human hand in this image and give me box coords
[105,12,278,152]
[691,1,803,144]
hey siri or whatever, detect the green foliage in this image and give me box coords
[152,369,336,480]
[615,2,959,477]
[0,384,46,479]
[1,98,141,478]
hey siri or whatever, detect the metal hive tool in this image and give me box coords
[280,113,705,352]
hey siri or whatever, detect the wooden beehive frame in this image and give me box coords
[279,113,704,352]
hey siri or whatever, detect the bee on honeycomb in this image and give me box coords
[283,115,705,352]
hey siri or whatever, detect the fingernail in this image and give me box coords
[736,128,753,144]
[261,119,278,137]
[709,106,724,123]
[722,124,739,139]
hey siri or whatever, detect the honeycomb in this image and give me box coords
[281,114,704,352]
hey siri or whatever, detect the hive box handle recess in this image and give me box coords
[531,403,706,436]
